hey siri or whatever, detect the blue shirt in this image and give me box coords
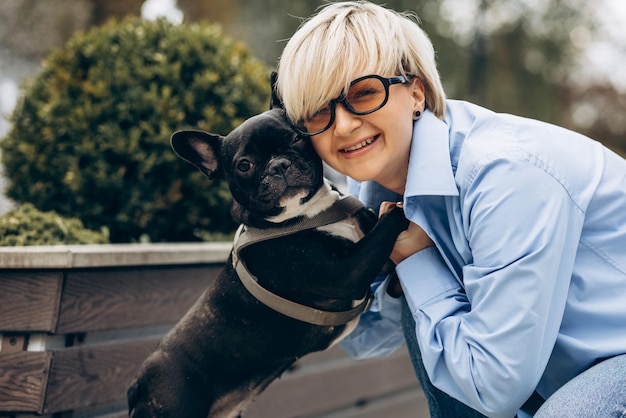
[340,100,626,418]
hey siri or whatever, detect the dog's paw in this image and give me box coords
[380,206,410,232]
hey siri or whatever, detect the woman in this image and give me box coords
[275,2,626,417]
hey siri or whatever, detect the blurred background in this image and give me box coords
[1,0,625,216]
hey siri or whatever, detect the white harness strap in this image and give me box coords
[231,196,374,326]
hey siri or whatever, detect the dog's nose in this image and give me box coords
[266,158,291,176]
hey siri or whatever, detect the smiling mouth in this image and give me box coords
[341,135,377,153]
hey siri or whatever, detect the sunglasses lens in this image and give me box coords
[345,77,387,114]
[303,105,332,135]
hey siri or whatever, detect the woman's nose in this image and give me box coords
[332,104,361,137]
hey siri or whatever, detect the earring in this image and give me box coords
[414,110,422,119]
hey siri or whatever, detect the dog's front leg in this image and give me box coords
[336,207,410,293]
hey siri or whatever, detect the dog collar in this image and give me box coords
[232,195,374,326]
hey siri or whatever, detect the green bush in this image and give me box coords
[1,17,270,243]
[0,203,109,246]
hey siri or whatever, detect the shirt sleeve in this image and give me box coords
[399,158,585,418]
[339,276,405,359]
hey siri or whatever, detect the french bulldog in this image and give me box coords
[127,89,409,418]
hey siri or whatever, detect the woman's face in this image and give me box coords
[309,75,424,194]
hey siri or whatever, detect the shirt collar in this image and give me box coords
[404,109,459,198]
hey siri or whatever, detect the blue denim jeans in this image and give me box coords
[401,296,626,418]
[534,353,626,417]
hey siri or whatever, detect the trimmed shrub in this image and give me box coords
[0,203,109,246]
[1,17,270,242]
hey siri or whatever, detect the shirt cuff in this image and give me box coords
[369,275,403,317]
[377,277,403,315]
[396,247,460,311]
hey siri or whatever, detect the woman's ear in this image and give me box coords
[410,77,426,115]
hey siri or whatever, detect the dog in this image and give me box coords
[127,87,409,418]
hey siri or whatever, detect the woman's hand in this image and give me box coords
[379,202,434,265]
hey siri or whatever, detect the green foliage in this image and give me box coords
[0,203,109,246]
[1,17,270,242]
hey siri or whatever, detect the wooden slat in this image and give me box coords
[55,391,428,418]
[104,411,128,418]
[318,387,428,418]
[244,350,419,417]
[56,266,221,333]
[0,243,231,269]
[38,340,422,416]
[0,271,63,332]
[43,338,160,414]
[0,351,51,413]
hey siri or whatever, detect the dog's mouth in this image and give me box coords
[257,163,318,203]
[256,189,282,207]
[257,180,315,206]
[254,176,321,223]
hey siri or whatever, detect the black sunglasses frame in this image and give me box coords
[291,74,409,137]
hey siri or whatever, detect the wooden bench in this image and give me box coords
[0,244,426,417]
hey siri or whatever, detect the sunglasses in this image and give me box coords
[291,74,409,137]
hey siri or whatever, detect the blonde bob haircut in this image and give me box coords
[277,1,446,125]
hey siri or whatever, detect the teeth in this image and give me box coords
[343,137,375,152]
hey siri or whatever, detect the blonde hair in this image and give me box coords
[277,1,446,124]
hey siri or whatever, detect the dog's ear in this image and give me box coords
[269,71,284,110]
[171,130,225,180]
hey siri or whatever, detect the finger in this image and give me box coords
[379,201,403,217]
[379,201,394,217]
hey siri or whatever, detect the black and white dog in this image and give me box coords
[127,84,409,418]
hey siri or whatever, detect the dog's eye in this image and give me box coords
[236,159,253,173]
